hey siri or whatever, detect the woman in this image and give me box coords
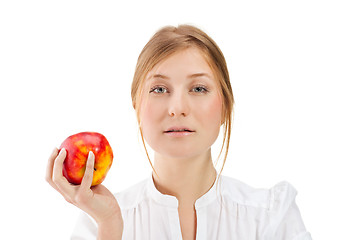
[46,24,312,240]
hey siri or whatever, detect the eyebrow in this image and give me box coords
[149,72,212,80]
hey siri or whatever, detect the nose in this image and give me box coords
[168,91,189,117]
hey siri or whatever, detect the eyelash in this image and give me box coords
[149,85,209,94]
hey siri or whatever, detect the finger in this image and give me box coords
[79,151,95,191]
[52,148,75,198]
[45,147,59,188]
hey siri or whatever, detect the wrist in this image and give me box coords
[96,210,123,226]
[97,213,123,240]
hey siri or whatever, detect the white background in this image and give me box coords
[1,0,359,239]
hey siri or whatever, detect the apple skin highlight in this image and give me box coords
[60,132,113,186]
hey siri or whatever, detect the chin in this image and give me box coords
[147,137,212,160]
[157,146,207,160]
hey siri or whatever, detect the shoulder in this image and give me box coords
[220,175,298,211]
[113,177,150,210]
[220,176,310,239]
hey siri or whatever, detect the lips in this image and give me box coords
[164,127,195,133]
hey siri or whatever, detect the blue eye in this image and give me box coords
[150,86,168,94]
[149,85,208,94]
[192,86,208,93]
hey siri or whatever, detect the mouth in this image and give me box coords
[164,127,195,133]
[163,128,195,137]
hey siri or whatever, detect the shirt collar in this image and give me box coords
[147,172,222,209]
[195,173,221,209]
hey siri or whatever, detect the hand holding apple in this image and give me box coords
[46,145,123,231]
[59,132,113,186]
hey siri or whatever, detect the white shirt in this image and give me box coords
[71,174,312,240]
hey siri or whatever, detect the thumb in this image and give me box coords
[80,151,95,189]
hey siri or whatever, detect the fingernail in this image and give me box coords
[88,151,94,159]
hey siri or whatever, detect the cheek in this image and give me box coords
[140,104,154,128]
[139,106,156,148]
[139,99,164,134]
[201,95,223,124]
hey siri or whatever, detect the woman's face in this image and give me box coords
[139,47,223,160]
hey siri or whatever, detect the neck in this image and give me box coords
[152,150,217,205]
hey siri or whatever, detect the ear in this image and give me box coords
[221,107,226,126]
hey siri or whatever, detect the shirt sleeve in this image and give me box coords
[265,181,312,240]
[70,211,98,240]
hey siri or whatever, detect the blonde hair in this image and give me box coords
[131,24,234,177]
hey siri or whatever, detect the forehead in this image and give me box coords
[145,47,216,82]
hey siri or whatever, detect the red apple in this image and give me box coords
[59,132,113,186]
